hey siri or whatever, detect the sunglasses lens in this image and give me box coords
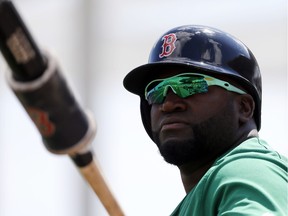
[146,75,208,104]
[147,86,165,104]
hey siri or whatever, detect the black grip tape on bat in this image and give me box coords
[0,0,46,81]
[6,53,96,155]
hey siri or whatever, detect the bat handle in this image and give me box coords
[77,158,125,216]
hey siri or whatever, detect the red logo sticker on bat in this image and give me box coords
[27,107,55,137]
[159,33,177,58]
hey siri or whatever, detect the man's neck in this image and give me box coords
[178,159,215,193]
[178,128,259,194]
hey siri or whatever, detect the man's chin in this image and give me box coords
[158,139,199,166]
[159,128,193,143]
[159,136,187,145]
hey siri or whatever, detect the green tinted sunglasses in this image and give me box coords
[145,73,247,105]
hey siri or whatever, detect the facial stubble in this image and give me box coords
[152,102,238,166]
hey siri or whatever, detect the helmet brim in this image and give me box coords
[124,60,248,97]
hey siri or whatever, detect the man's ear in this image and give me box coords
[237,94,255,124]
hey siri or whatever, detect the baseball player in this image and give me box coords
[123,25,288,215]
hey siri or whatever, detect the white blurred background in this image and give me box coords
[0,0,287,215]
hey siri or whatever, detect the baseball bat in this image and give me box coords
[0,1,124,215]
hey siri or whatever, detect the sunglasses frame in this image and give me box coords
[145,73,247,104]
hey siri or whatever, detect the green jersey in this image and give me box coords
[171,137,288,216]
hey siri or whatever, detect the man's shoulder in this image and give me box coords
[201,137,287,196]
[214,137,287,170]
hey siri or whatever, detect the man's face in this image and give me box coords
[150,74,241,166]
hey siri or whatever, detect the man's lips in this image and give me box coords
[161,122,188,131]
[160,118,189,131]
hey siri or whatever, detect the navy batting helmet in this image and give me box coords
[123,25,262,140]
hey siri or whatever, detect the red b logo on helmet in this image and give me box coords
[159,33,177,58]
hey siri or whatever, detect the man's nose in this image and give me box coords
[160,89,187,113]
